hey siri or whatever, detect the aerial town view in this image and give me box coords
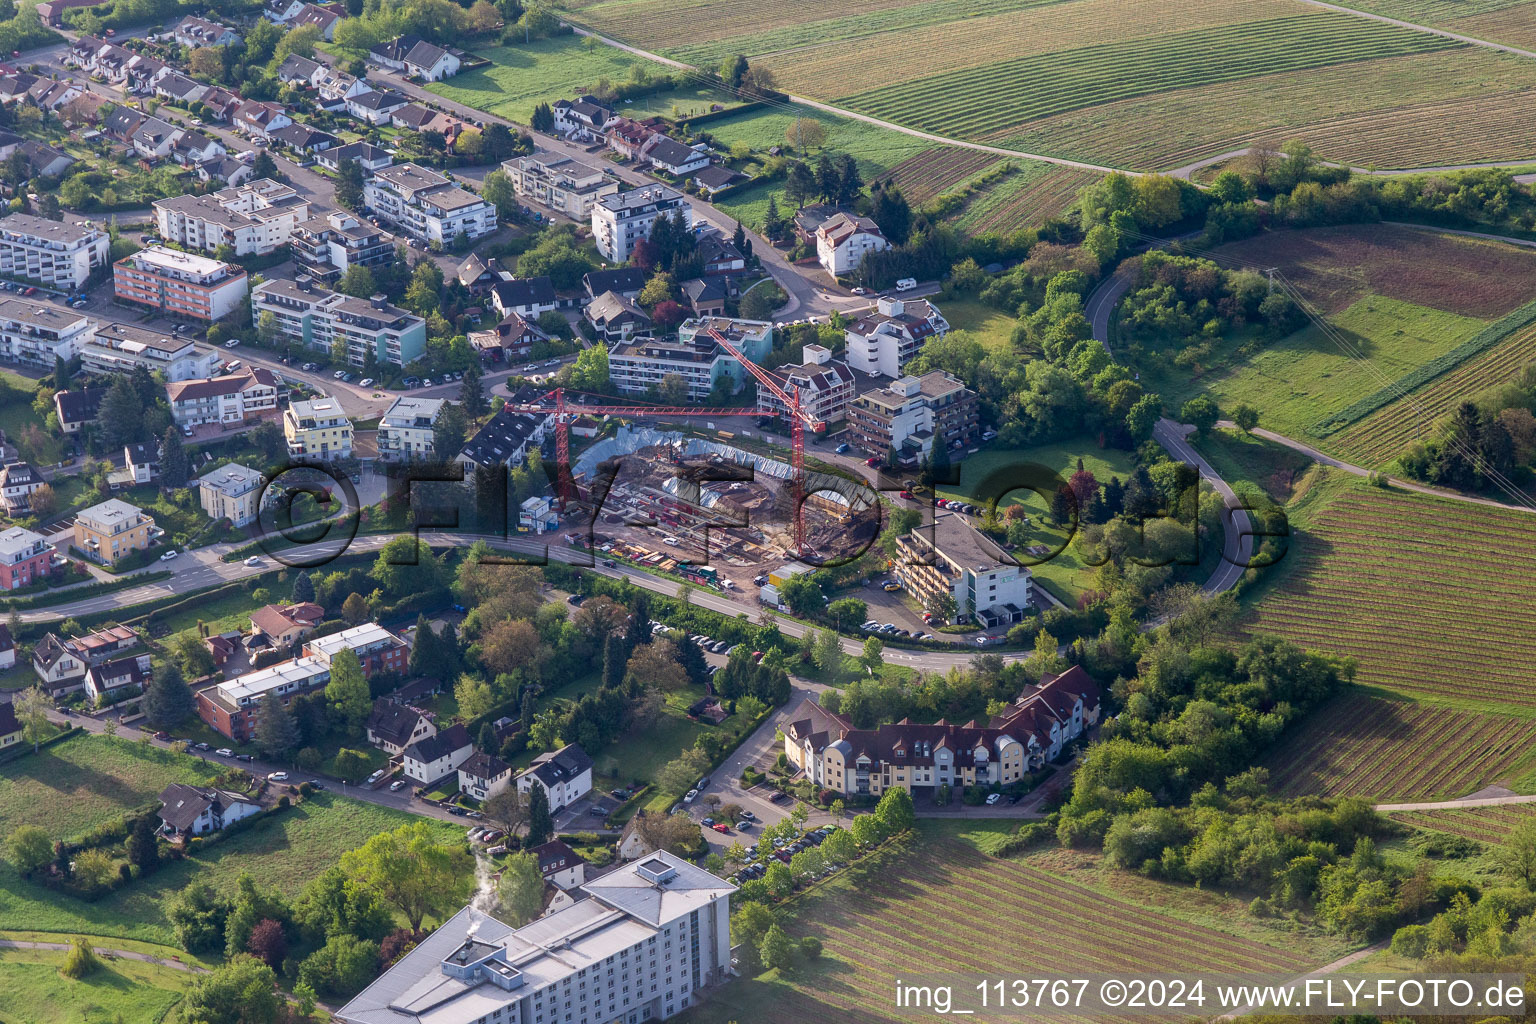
[1,0,1536,1020]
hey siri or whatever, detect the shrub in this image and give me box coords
[60,936,100,979]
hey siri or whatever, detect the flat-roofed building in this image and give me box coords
[364,163,496,245]
[82,321,222,381]
[501,152,619,220]
[114,246,249,321]
[283,396,353,459]
[252,275,427,367]
[0,211,109,289]
[591,184,690,262]
[377,395,445,461]
[196,655,330,741]
[0,525,56,591]
[74,498,159,566]
[335,851,735,1024]
[892,511,1032,627]
[290,209,395,282]
[0,297,95,366]
[165,367,280,426]
[847,370,979,467]
[608,316,773,401]
[301,622,407,676]
[153,178,311,256]
[198,462,265,526]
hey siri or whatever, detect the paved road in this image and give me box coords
[1169,147,1536,181]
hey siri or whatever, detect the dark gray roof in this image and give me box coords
[366,698,425,747]
[157,783,255,832]
[403,722,470,763]
[523,743,592,786]
[582,267,645,298]
[458,750,510,781]
[493,276,556,309]
[54,388,105,425]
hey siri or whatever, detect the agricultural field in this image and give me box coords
[426,35,736,124]
[1263,693,1536,799]
[0,789,463,945]
[678,822,1352,1023]
[880,149,996,205]
[1243,474,1536,714]
[0,945,189,1024]
[955,165,1099,235]
[1329,322,1536,467]
[0,734,221,845]
[1391,805,1536,843]
[1319,0,1536,50]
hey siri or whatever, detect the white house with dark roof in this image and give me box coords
[491,276,557,320]
[458,750,513,802]
[401,39,460,81]
[157,783,260,837]
[346,88,410,126]
[530,838,585,890]
[84,651,152,703]
[515,743,592,811]
[402,722,474,784]
[366,698,436,755]
[334,851,734,1024]
[172,15,239,46]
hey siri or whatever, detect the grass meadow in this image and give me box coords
[0,946,189,1024]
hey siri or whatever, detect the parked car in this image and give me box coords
[736,820,752,830]
[359,378,374,387]
[985,792,1001,805]
[712,822,730,834]
[215,747,234,757]
[333,369,346,378]
[367,769,386,784]
[865,456,881,467]
[740,810,756,821]
[235,754,254,762]
[224,338,240,348]
[159,550,178,561]
[683,789,698,803]
[154,731,169,740]
[701,818,715,828]
[269,771,289,781]
[835,443,850,454]
[389,779,405,791]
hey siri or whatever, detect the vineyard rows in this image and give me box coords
[838,14,1459,143]
[958,166,1099,233]
[1266,695,1536,798]
[1393,805,1536,843]
[1245,487,1536,709]
[1331,324,1536,466]
[883,149,997,204]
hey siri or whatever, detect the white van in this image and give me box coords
[895,277,917,292]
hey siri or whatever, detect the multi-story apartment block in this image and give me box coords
[0,298,94,367]
[844,296,950,379]
[252,276,427,367]
[785,666,1099,795]
[284,397,353,459]
[0,211,109,289]
[74,499,159,566]
[847,371,979,466]
[336,851,735,1024]
[0,525,56,591]
[153,179,311,256]
[762,344,856,425]
[377,396,445,461]
[501,152,619,220]
[198,462,266,527]
[82,321,223,381]
[893,510,1032,626]
[591,185,691,262]
[165,368,280,427]
[363,163,497,245]
[609,317,773,401]
[303,622,408,676]
[114,247,249,321]
[290,209,395,283]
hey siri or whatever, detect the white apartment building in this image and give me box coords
[847,370,980,465]
[284,396,353,459]
[377,395,445,461]
[0,212,109,290]
[198,462,265,527]
[290,209,395,283]
[0,298,95,367]
[501,152,619,221]
[336,851,735,1024]
[165,367,280,427]
[114,247,250,322]
[153,179,312,257]
[252,276,427,368]
[816,211,888,276]
[763,344,856,425]
[608,316,773,402]
[591,185,691,262]
[516,743,593,812]
[892,511,1033,627]
[844,296,950,378]
[82,321,222,382]
[364,163,497,245]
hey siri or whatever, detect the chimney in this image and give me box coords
[296,274,312,292]
[370,293,387,309]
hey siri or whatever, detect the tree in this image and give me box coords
[1179,395,1220,436]
[298,934,380,998]
[159,426,190,488]
[246,918,287,969]
[482,787,529,837]
[336,264,377,299]
[498,851,545,925]
[188,46,223,78]
[337,158,366,211]
[630,811,702,856]
[460,363,486,418]
[333,748,372,781]
[60,936,101,980]
[925,591,957,625]
[481,169,518,219]
[827,597,866,631]
[720,54,748,89]
[254,692,301,758]
[182,956,282,1024]
[1231,403,1260,434]
[785,117,826,153]
[529,102,555,133]
[870,184,912,245]
[454,675,494,721]
[325,648,371,732]
[481,619,545,680]
[13,685,50,752]
[143,662,195,729]
[7,824,51,875]
[127,814,159,871]
[850,813,884,848]
[875,787,915,836]
[625,640,688,692]
[859,637,883,675]
[341,591,370,625]
[759,923,795,970]
[169,882,231,955]
[435,401,468,462]
[526,784,552,846]
[784,161,817,209]
[657,747,712,797]
[293,570,315,604]
[1497,818,1536,889]
[339,822,474,932]
[99,375,144,448]
[835,153,863,206]
[570,343,610,391]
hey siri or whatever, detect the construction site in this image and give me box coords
[560,428,883,589]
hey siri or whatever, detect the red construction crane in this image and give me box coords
[505,327,826,551]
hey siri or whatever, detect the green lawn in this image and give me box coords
[0,370,62,466]
[0,734,221,845]
[936,442,1138,605]
[0,946,189,1024]
[1137,295,1486,441]
[941,299,1019,354]
[1191,427,1318,506]
[703,107,931,230]
[0,790,464,945]
[426,35,737,124]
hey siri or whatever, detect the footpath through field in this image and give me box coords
[0,937,207,973]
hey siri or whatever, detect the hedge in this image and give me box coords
[675,100,769,128]
[1308,297,1536,437]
